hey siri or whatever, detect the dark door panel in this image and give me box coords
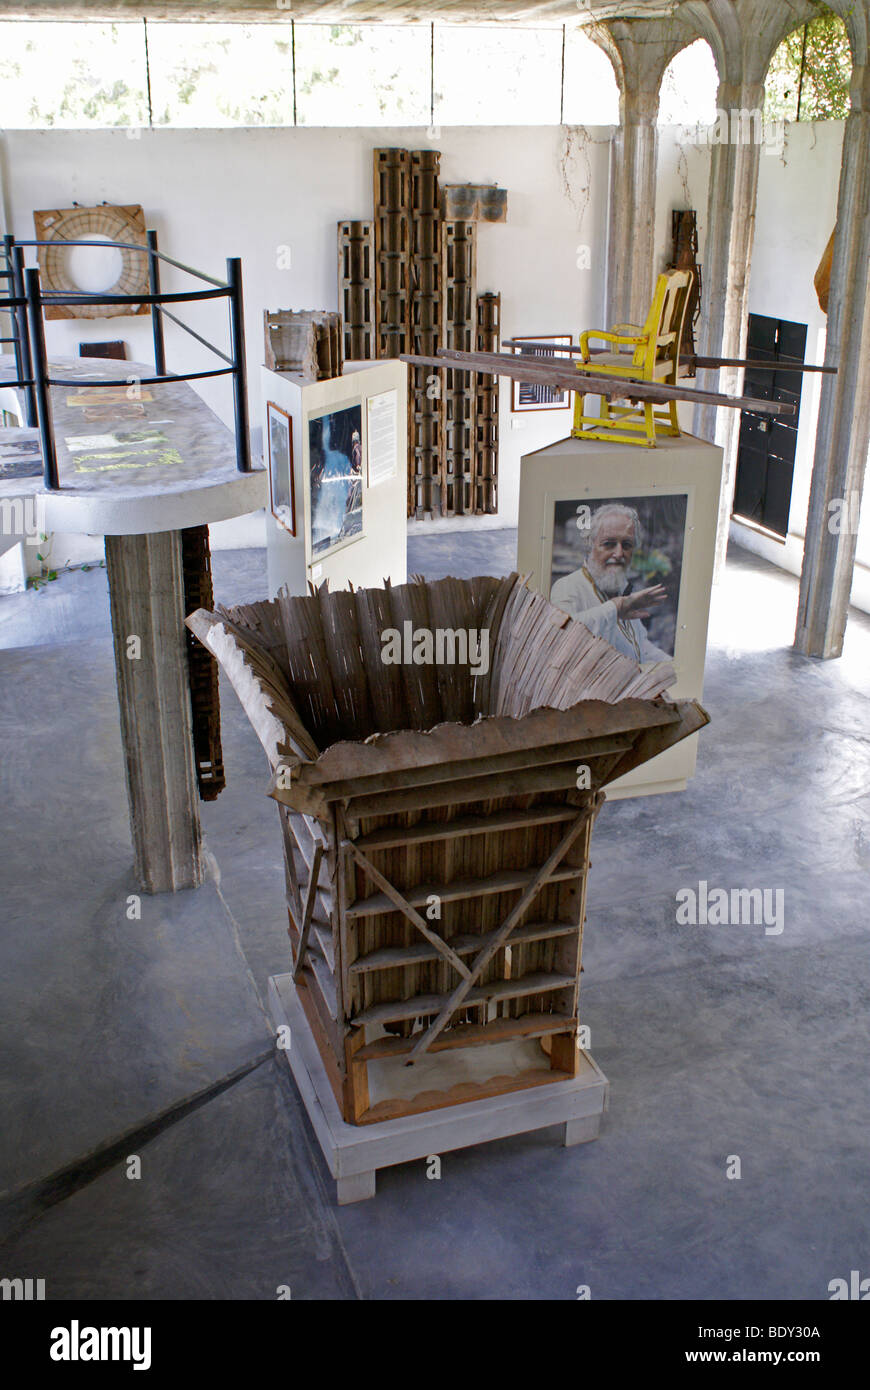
[764,457,795,537]
[733,313,807,539]
[733,448,767,523]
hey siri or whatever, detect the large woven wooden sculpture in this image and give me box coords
[188,575,708,1125]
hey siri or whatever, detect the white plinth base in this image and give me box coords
[516,430,723,801]
[268,973,609,1205]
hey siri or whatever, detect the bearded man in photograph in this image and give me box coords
[549,502,671,664]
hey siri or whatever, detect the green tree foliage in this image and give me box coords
[0,25,148,127]
[765,4,852,122]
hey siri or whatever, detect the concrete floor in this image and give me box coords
[0,533,868,1300]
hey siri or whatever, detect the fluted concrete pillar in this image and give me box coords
[691,75,765,530]
[106,531,203,893]
[796,58,870,657]
[590,19,688,327]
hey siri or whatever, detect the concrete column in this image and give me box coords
[686,0,816,573]
[796,60,870,657]
[590,19,688,327]
[608,85,661,328]
[692,76,772,573]
[105,531,203,893]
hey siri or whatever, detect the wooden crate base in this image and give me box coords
[268,973,609,1205]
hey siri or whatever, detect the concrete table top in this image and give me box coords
[0,353,265,536]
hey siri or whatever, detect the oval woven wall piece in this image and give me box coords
[33,203,150,321]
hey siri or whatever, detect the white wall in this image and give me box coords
[740,119,842,560]
[2,120,866,612]
[0,124,614,537]
[655,128,712,276]
[728,120,870,611]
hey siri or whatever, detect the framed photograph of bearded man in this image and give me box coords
[549,494,688,661]
[516,432,722,799]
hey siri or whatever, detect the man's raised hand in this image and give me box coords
[615,584,667,620]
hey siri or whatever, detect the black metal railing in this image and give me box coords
[0,234,38,429]
[1,231,250,490]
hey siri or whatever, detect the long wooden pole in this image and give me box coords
[400,348,796,417]
[500,338,837,375]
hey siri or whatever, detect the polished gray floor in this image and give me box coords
[0,532,868,1300]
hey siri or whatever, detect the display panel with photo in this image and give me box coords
[307,402,363,558]
[267,401,295,535]
[549,493,689,661]
[511,335,573,411]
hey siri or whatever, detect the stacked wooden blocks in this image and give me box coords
[339,148,505,520]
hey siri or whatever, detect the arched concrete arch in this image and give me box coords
[658,35,720,125]
[585,14,694,325]
[680,0,816,86]
[826,0,869,66]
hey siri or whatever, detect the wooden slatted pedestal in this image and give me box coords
[268,971,609,1204]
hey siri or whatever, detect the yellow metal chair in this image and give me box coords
[572,269,694,448]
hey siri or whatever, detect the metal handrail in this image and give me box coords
[1,230,250,489]
[155,304,234,365]
[32,286,230,307]
[47,368,235,387]
[13,238,226,288]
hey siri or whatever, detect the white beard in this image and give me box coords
[588,559,628,598]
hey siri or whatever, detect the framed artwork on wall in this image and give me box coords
[267,400,295,535]
[306,400,364,559]
[510,334,573,412]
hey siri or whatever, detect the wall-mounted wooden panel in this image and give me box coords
[338,220,375,362]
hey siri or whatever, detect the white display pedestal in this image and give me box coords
[268,973,609,1205]
[517,431,722,800]
[262,360,407,600]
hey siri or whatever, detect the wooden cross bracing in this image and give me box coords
[343,837,474,982]
[293,840,324,983]
[341,795,603,1065]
